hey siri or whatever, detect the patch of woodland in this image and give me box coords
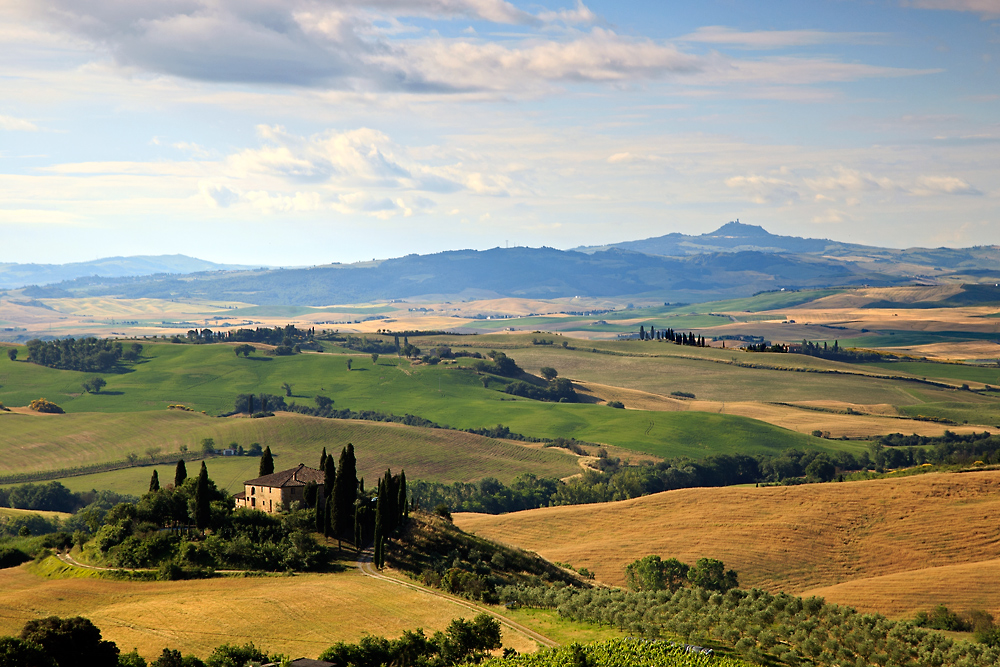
[386,511,586,603]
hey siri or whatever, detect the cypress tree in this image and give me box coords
[315,495,325,534]
[334,444,358,544]
[397,470,408,524]
[174,460,187,488]
[639,325,645,340]
[324,456,336,499]
[195,462,210,530]
[324,494,333,539]
[149,469,160,493]
[354,505,363,548]
[381,469,398,535]
[259,446,274,477]
[374,479,385,568]
[248,394,254,414]
[320,446,327,472]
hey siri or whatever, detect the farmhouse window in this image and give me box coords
[251,487,255,495]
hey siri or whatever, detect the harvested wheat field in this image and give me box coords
[0,564,538,662]
[803,558,1000,619]
[455,471,1000,618]
[574,381,993,437]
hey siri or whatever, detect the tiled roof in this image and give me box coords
[244,463,324,488]
[234,491,247,500]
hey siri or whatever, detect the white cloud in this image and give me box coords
[724,174,801,205]
[0,208,81,225]
[805,167,901,192]
[199,181,240,208]
[902,0,1000,18]
[0,115,39,131]
[912,175,982,195]
[679,26,885,49]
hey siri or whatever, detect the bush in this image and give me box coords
[670,391,695,399]
[606,400,624,409]
[28,398,64,414]
[0,547,31,569]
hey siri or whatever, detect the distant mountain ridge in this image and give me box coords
[574,221,1000,272]
[5,223,1000,305]
[575,221,866,256]
[0,255,260,290]
[35,244,903,306]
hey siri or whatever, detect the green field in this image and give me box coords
[862,360,1000,386]
[0,411,582,493]
[835,330,1000,348]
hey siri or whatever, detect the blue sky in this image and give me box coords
[0,0,997,265]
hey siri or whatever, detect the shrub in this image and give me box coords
[606,400,624,409]
[28,398,64,414]
[670,391,695,399]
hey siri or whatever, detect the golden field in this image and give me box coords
[0,563,539,661]
[455,471,1000,618]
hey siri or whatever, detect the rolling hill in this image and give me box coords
[0,255,259,290]
[454,470,1000,619]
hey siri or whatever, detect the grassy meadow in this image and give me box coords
[0,411,581,494]
[455,470,1000,619]
[0,340,842,468]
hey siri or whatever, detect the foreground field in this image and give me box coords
[455,470,1000,619]
[0,411,580,494]
[0,563,540,661]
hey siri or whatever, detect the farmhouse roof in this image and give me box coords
[244,463,324,488]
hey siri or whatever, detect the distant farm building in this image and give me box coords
[234,464,325,514]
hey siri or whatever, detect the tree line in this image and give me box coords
[24,339,142,372]
[635,326,707,347]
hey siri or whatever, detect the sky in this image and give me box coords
[0,0,998,266]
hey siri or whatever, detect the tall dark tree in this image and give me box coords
[149,470,160,493]
[381,469,398,535]
[324,457,336,499]
[194,462,211,530]
[334,444,358,546]
[397,470,408,524]
[259,446,274,477]
[174,460,187,488]
[638,325,645,340]
[323,493,333,539]
[373,479,385,568]
[319,446,327,472]
[315,494,325,534]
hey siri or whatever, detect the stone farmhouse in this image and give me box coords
[234,463,325,514]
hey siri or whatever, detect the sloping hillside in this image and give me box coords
[455,471,1000,617]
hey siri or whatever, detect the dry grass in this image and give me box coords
[455,471,1000,618]
[575,381,994,438]
[803,558,1000,620]
[0,565,540,662]
[0,507,72,520]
